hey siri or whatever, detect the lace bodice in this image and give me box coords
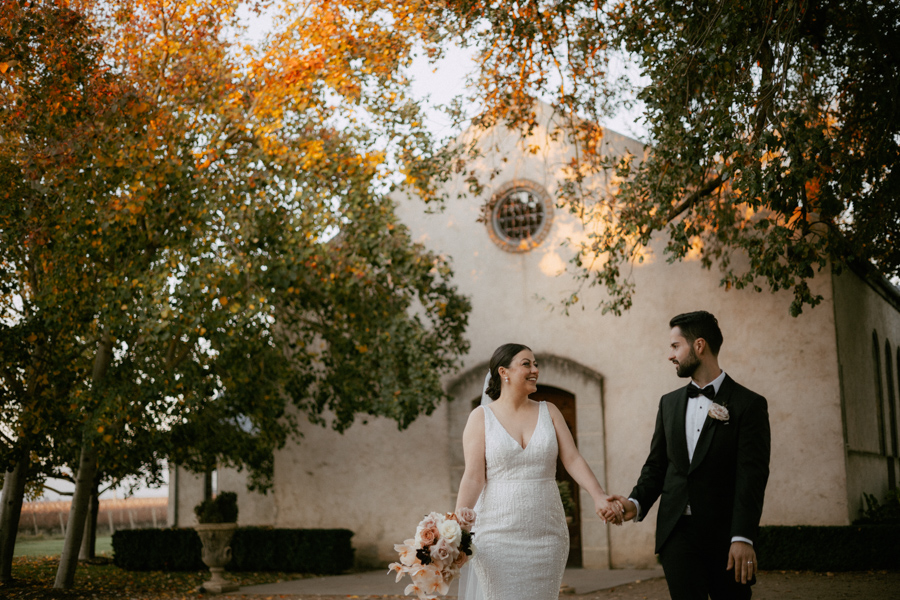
[483,402,558,481]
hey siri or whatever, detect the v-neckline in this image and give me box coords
[487,402,542,451]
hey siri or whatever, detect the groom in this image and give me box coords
[613,311,770,600]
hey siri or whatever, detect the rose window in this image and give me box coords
[487,180,554,253]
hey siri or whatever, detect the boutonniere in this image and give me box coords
[708,402,730,423]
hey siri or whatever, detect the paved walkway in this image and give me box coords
[231,567,665,596]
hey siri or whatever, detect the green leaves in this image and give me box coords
[1,0,470,498]
[437,0,899,315]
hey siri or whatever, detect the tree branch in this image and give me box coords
[665,174,725,223]
[41,485,73,497]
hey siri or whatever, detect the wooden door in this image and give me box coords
[530,385,582,567]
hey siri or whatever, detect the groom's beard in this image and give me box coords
[674,348,700,378]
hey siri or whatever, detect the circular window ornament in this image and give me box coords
[486,180,554,253]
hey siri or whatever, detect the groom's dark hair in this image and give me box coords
[670,311,723,356]
[486,343,532,400]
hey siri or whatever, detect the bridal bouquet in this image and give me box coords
[388,508,476,600]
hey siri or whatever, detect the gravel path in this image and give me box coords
[4,570,897,599]
[222,570,899,600]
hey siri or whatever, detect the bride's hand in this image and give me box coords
[595,495,624,525]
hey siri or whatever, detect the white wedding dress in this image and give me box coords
[470,401,569,600]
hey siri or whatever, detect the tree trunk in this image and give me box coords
[54,439,99,589]
[0,449,30,583]
[78,485,99,561]
[54,332,111,589]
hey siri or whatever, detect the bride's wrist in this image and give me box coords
[591,495,606,507]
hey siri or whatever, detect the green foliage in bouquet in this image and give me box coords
[854,489,900,525]
[458,528,473,557]
[194,492,239,524]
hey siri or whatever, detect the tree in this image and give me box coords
[433,0,900,315]
[0,0,469,588]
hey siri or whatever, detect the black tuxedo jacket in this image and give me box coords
[629,375,771,554]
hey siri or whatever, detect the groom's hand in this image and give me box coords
[595,496,624,525]
[610,495,637,521]
[727,541,757,584]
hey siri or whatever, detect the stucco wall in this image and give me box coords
[831,267,900,521]
[270,404,454,567]
[167,465,276,528]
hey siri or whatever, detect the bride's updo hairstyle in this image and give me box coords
[486,343,532,400]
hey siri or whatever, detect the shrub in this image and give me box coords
[230,528,354,574]
[756,525,900,571]
[557,481,576,520]
[194,491,239,524]
[853,489,900,525]
[113,528,204,571]
[112,527,354,573]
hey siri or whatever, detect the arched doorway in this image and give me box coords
[531,385,583,567]
[450,356,608,569]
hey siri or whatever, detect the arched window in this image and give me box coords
[873,331,886,456]
[886,341,898,459]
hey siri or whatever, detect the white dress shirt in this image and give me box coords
[629,371,753,545]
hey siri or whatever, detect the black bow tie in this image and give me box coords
[687,385,716,399]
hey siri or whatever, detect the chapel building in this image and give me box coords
[169,103,900,569]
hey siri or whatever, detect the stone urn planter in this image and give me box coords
[195,522,239,593]
[193,491,240,594]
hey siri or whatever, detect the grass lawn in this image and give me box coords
[14,535,113,558]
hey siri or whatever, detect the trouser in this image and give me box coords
[658,515,754,600]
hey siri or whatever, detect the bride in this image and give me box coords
[455,343,623,600]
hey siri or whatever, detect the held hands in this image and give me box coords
[608,495,638,522]
[727,541,757,584]
[595,495,625,525]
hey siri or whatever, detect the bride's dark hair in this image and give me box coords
[486,343,532,400]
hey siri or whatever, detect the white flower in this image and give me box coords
[708,403,730,422]
[438,518,462,545]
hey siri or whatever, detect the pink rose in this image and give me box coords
[455,552,469,568]
[415,523,439,547]
[455,507,476,532]
[708,403,730,422]
[429,537,457,568]
[415,513,444,548]
[442,563,460,582]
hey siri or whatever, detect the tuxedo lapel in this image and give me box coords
[689,415,715,473]
[670,387,691,472]
[689,375,734,473]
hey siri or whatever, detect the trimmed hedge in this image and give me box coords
[231,527,354,573]
[113,527,354,573]
[112,528,204,571]
[756,525,900,571]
